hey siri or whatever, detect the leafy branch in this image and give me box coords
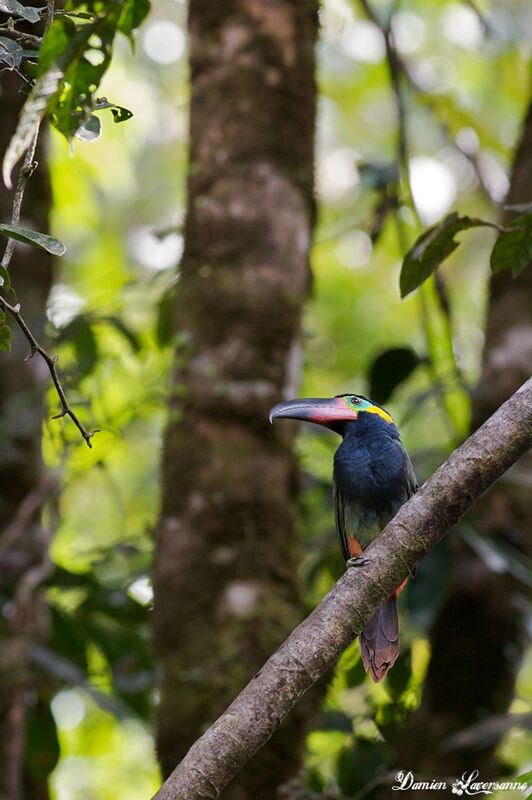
[0,0,150,445]
[400,208,532,298]
[2,0,149,186]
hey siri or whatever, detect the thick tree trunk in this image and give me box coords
[0,68,54,800]
[153,2,318,798]
[395,99,532,782]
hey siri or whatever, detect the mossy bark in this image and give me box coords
[153,2,319,797]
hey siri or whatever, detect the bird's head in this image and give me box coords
[269,393,394,435]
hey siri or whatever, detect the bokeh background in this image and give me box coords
[1,0,531,798]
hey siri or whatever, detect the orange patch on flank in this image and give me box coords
[394,578,409,598]
[347,537,363,557]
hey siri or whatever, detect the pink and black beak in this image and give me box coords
[269,396,358,428]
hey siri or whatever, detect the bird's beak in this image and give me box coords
[269,397,358,425]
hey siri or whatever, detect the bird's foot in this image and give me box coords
[346,556,369,568]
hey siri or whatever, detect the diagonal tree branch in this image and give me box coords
[154,378,532,800]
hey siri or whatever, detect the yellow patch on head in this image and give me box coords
[365,404,394,424]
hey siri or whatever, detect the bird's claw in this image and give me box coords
[346,556,369,568]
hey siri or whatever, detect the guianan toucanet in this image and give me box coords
[269,393,418,683]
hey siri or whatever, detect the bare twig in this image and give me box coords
[13,553,53,621]
[29,644,132,719]
[0,297,97,446]
[0,474,58,556]
[44,0,55,34]
[463,0,492,37]
[154,379,532,800]
[443,712,532,753]
[2,30,42,45]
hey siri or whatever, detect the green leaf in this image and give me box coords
[58,10,95,22]
[0,223,67,256]
[318,710,353,733]
[0,36,23,68]
[490,211,532,278]
[93,99,133,124]
[20,48,39,61]
[344,656,366,688]
[0,0,40,23]
[407,542,452,630]
[118,0,151,38]
[368,347,421,404]
[385,647,412,697]
[337,739,390,796]
[101,315,141,352]
[0,315,12,351]
[3,3,148,180]
[2,66,63,188]
[400,213,488,298]
[0,264,11,292]
[3,13,108,183]
[110,105,133,123]
[75,113,102,142]
[358,161,399,190]
[44,10,126,140]
[24,701,60,782]
[156,291,175,347]
[36,13,71,74]
[58,315,98,377]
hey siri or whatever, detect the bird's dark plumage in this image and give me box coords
[333,413,417,681]
[269,393,418,683]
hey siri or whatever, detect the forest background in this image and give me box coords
[0,0,531,798]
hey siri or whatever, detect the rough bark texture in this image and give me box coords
[395,99,532,782]
[154,379,532,800]
[153,2,318,798]
[0,65,54,800]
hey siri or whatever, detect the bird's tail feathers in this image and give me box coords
[359,597,399,683]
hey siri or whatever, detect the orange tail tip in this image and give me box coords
[359,597,400,683]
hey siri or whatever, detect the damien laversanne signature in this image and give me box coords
[392,770,530,795]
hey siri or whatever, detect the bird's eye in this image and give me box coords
[351,397,361,405]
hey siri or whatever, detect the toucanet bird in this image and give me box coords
[269,394,418,683]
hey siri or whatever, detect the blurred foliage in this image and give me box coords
[1,0,531,797]
[2,0,150,189]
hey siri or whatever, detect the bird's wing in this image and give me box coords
[403,449,419,499]
[334,485,364,561]
[376,447,419,533]
[334,483,357,562]
[334,447,418,563]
